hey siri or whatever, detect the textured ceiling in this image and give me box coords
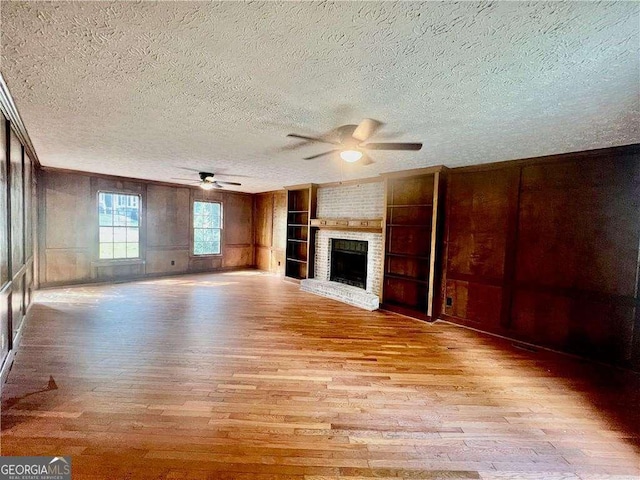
[1,1,638,193]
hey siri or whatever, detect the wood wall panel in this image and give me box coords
[11,273,23,341]
[442,146,640,369]
[146,185,190,248]
[0,291,8,365]
[511,290,635,362]
[44,249,91,284]
[39,169,254,287]
[0,109,38,381]
[189,256,223,272]
[253,190,286,275]
[223,193,253,247]
[446,168,518,280]
[223,245,253,268]
[272,192,286,251]
[271,249,285,276]
[9,128,23,273]
[254,194,273,248]
[24,259,33,310]
[255,245,270,271]
[444,279,503,329]
[273,191,287,275]
[516,157,640,296]
[44,172,92,249]
[0,118,7,287]
[96,263,145,281]
[145,248,189,275]
[24,155,33,260]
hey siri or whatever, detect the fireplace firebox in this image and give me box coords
[330,239,367,289]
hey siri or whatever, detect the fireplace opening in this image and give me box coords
[330,239,367,289]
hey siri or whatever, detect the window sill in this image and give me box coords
[91,259,146,267]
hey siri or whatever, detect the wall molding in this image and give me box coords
[42,165,253,196]
[0,73,40,168]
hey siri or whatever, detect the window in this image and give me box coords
[193,201,222,255]
[98,192,140,259]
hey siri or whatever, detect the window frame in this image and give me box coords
[96,190,143,261]
[191,200,223,257]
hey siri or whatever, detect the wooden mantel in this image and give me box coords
[310,218,383,232]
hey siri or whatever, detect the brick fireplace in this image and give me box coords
[300,181,384,310]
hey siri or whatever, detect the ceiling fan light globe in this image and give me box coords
[200,181,215,190]
[340,149,363,163]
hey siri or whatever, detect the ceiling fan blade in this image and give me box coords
[363,142,422,151]
[215,181,242,186]
[287,134,339,145]
[352,118,383,142]
[170,177,200,183]
[304,150,338,160]
[361,153,375,166]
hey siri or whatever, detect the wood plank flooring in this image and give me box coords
[1,271,639,479]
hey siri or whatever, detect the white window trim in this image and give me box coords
[192,200,223,257]
[97,191,142,261]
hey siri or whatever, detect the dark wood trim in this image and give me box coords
[254,189,285,197]
[41,166,254,197]
[146,245,190,251]
[307,184,318,280]
[444,273,505,287]
[500,166,522,329]
[451,143,640,174]
[379,178,389,299]
[634,236,640,367]
[379,165,445,179]
[10,262,28,282]
[514,282,640,308]
[427,170,442,317]
[430,168,448,319]
[317,176,382,188]
[6,120,12,287]
[284,183,315,191]
[20,143,25,269]
[0,73,41,169]
[380,302,431,322]
[38,265,257,290]
[36,168,46,289]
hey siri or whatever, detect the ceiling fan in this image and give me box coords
[287,118,422,165]
[171,172,242,190]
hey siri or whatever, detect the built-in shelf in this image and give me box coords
[285,184,317,280]
[384,273,430,285]
[380,167,447,320]
[286,258,307,264]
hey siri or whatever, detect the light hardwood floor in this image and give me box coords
[1,271,639,479]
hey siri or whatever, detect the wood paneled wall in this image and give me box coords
[38,169,254,287]
[442,145,640,368]
[253,190,286,275]
[0,114,37,378]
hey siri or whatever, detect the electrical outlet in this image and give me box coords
[278,261,281,266]
[446,297,453,307]
[171,260,175,266]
